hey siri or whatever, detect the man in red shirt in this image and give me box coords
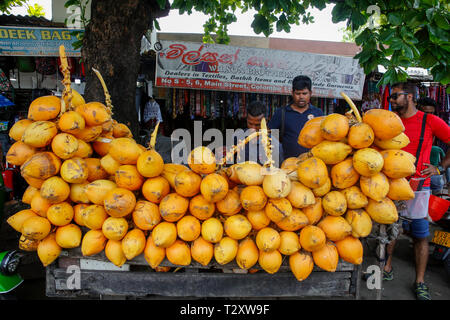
[383,81,450,300]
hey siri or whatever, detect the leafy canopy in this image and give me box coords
[164,0,450,90]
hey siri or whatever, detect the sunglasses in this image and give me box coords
[388,92,408,101]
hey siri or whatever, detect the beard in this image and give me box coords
[391,100,408,115]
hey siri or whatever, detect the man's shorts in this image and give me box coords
[402,218,430,239]
[402,187,430,239]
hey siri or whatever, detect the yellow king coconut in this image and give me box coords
[51,133,79,159]
[216,189,242,216]
[255,227,280,252]
[289,251,314,282]
[303,198,323,225]
[278,231,301,255]
[121,229,146,260]
[21,152,61,180]
[236,238,259,270]
[189,195,215,220]
[287,181,315,208]
[100,153,121,175]
[37,233,61,267]
[102,217,129,241]
[240,186,267,211]
[235,161,264,186]
[80,204,108,230]
[297,116,324,148]
[144,236,166,268]
[58,110,85,134]
[265,198,293,223]
[387,178,415,201]
[22,186,40,205]
[366,198,399,224]
[85,179,117,205]
[174,170,202,197]
[152,221,177,248]
[21,216,51,240]
[262,168,292,199]
[299,225,326,252]
[84,158,108,182]
[81,229,107,256]
[105,239,127,267]
[200,173,229,203]
[360,172,390,202]
[297,157,328,189]
[312,241,339,272]
[345,209,373,238]
[347,122,375,149]
[108,137,143,165]
[191,237,214,266]
[362,108,405,140]
[159,193,189,222]
[214,237,238,265]
[166,240,192,266]
[276,208,309,231]
[115,165,144,191]
[55,224,82,249]
[60,157,89,184]
[132,200,161,231]
[19,235,40,252]
[311,141,353,165]
[9,119,33,141]
[77,102,111,127]
[6,141,36,166]
[312,177,331,197]
[224,214,252,240]
[22,121,58,148]
[335,236,364,265]
[187,146,217,175]
[176,215,201,242]
[7,209,38,233]
[161,163,189,189]
[381,150,416,179]
[103,187,137,218]
[40,176,70,204]
[330,158,360,189]
[258,249,282,274]
[320,113,349,141]
[136,149,164,178]
[201,217,224,244]
[322,191,347,216]
[373,132,410,150]
[28,95,61,121]
[317,215,353,242]
[46,202,74,227]
[341,186,368,209]
[247,209,271,230]
[352,148,384,177]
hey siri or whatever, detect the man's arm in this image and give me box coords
[421,115,450,177]
[441,149,450,170]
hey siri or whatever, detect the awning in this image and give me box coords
[0,94,14,107]
[377,65,433,81]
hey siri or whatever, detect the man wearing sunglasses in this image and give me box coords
[383,81,450,300]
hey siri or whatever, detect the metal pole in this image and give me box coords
[377,224,387,300]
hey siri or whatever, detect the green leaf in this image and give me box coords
[389,38,404,50]
[388,12,402,26]
[64,0,79,8]
[251,14,270,35]
[331,2,352,23]
[434,14,450,30]
[379,28,396,43]
[426,8,435,21]
[419,50,438,68]
[351,10,366,30]
[154,19,161,31]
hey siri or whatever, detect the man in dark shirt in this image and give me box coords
[235,100,284,167]
[268,75,323,158]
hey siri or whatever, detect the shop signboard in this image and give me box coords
[0,26,83,57]
[156,40,366,100]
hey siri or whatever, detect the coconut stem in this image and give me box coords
[92,67,113,115]
[260,118,275,169]
[58,45,72,115]
[149,121,160,149]
[340,91,362,123]
[218,131,262,168]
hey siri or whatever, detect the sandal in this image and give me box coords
[414,282,431,300]
[383,268,394,281]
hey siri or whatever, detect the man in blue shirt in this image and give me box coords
[268,75,323,158]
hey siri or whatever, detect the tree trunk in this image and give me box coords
[82,0,169,137]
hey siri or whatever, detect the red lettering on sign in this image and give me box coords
[165,44,186,59]
[182,44,204,65]
[199,52,218,63]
